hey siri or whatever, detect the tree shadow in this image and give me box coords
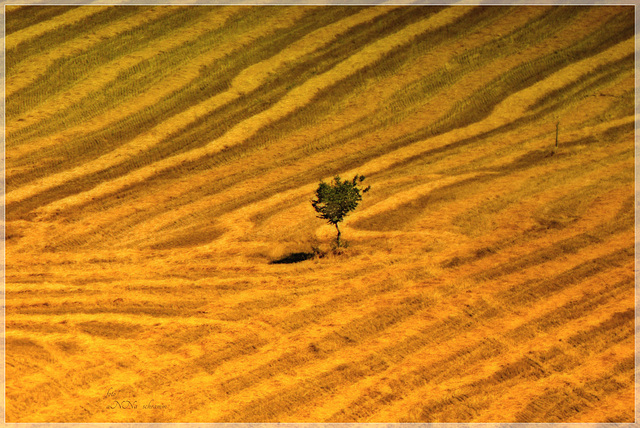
[269,252,315,265]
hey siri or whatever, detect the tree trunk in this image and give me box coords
[335,223,341,248]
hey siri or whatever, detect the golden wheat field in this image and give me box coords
[4,4,636,423]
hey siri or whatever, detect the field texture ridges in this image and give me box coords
[4,5,635,423]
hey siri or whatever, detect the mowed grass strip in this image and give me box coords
[440,182,632,275]
[5,5,78,35]
[28,5,556,237]
[6,6,391,206]
[108,7,528,198]
[403,310,633,422]
[8,6,470,227]
[359,117,632,234]
[216,295,430,398]
[365,8,633,178]
[427,8,633,136]
[199,7,632,217]
[308,242,633,421]
[7,6,233,142]
[516,349,634,422]
[325,273,632,422]
[248,40,633,236]
[213,300,501,422]
[128,291,430,418]
[214,295,431,422]
[48,6,495,221]
[6,7,176,100]
[496,244,633,307]
[513,356,634,422]
[472,194,633,281]
[6,6,206,119]
[5,5,109,51]
[6,6,144,74]
[5,7,637,423]
[384,6,585,119]
[5,6,368,212]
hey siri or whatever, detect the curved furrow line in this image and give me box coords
[342,256,632,422]
[382,5,585,121]
[360,16,633,181]
[448,148,634,238]
[5,5,110,52]
[6,327,182,422]
[7,6,168,99]
[6,6,233,139]
[7,293,209,318]
[15,137,626,252]
[49,113,631,251]
[429,10,633,136]
[213,250,630,422]
[85,117,625,250]
[79,5,592,227]
[5,6,380,208]
[206,27,635,225]
[8,241,632,422]
[430,55,634,179]
[123,272,429,409]
[496,242,633,307]
[6,7,636,422]
[3,6,287,187]
[512,351,634,422]
[402,317,633,423]
[324,273,632,422]
[5,6,406,209]
[474,341,633,422]
[567,388,634,422]
[11,7,473,230]
[8,262,405,341]
[7,6,390,160]
[352,114,632,233]
[250,90,631,235]
[439,183,633,275]
[6,6,207,120]
[5,315,242,346]
[208,264,624,421]
[180,295,432,422]
[448,142,633,237]
[471,194,633,281]
[6,5,540,234]
[212,291,430,394]
[5,5,78,35]
[526,53,634,115]
[210,240,632,421]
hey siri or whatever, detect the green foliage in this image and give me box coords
[311,175,370,247]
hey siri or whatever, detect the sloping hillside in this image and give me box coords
[5,5,635,422]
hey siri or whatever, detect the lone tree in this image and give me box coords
[311,175,370,248]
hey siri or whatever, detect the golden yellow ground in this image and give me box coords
[5,5,635,423]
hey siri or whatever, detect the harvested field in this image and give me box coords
[5,5,635,423]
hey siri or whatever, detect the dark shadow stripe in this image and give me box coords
[7,6,140,72]
[497,245,634,306]
[514,354,634,422]
[6,5,79,35]
[37,6,503,228]
[7,6,203,117]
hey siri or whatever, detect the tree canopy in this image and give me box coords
[311,175,370,247]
